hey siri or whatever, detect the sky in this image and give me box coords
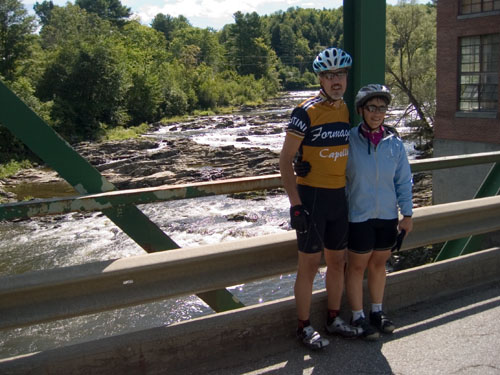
[21,0,429,30]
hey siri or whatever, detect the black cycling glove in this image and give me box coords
[293,156,311,177]
[290,205,310,233]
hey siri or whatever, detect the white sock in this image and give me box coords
[371,303,383,313]
[352,310,364,321]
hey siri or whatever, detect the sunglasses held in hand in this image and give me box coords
[391,230,406,253]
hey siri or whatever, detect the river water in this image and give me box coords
[0,91,419,359]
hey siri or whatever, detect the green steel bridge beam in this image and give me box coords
[0,80,243,312]
[344,0,386,125]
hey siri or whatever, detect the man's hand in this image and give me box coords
[290,205,310,233]
[293,158,311,177]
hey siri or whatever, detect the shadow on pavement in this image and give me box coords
[202,281,500,375]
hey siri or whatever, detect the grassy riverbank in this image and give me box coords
[0,160,33,179]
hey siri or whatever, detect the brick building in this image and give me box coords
[433,0,500,203]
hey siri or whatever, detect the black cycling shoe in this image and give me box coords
[370,311,396,334]
[351,316,380,341]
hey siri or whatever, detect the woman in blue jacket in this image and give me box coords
[345,84,413,340]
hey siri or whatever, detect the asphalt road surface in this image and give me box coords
[203,281,500,375]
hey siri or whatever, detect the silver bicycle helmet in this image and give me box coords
[312,47,353,73]
[355,84,391,112]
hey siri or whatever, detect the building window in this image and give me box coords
[461,0,500,14]
[459,34,499,112]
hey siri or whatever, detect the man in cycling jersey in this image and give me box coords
[279,47,357,350]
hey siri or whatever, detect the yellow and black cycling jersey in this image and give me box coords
[286,91,350,189]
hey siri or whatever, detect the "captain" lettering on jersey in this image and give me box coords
[311,126,350,142]
[319,148,349,161]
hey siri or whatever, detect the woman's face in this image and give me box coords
[362,97,388,130]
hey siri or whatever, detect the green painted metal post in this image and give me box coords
[343,0,386,125]
[434,163,500,261]
[0,80,244,312]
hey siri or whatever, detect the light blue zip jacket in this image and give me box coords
[346,124,413,223]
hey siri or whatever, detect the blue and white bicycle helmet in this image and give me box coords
[313,47,353,73]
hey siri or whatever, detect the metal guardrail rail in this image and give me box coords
[1,195,500,331]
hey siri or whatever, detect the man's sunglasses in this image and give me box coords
[320,71,348,80]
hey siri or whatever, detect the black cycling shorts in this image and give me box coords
[348,218,398,254]
[296,184,348,253]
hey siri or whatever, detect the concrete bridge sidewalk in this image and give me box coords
[202,280,500,375]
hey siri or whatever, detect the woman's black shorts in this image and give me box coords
[348,218,398,254]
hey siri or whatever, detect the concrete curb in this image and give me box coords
[1,247,499,374]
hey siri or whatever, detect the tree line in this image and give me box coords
[0,0,436,163]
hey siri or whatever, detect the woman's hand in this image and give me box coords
[399,216,413,235]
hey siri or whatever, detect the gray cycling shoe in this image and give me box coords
[325,316,359,338]
[298,326,330,350]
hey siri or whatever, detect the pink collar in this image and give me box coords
[361,123,384,146]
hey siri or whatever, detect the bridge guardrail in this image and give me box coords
[1,195,500,331]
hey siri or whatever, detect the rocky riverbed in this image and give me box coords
[0,136,432,206]
[0,137,281,200]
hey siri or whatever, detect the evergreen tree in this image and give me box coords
[151,13,190,42]
[34,0,55,27]
[226,11,272,78]
[75,0,131,26]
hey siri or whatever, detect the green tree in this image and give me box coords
[386,0,436,140]
[120,21,169,125]
[270,23,296,65]
[37,41,126,140]
[0,0,36,80]
[263,7,343,80]
[34,0,55,27]
[169,27,224,68]
[75,0,131,26]
[151,13,190,42]
[35,4,127,139]
[226,11,275,79]
[38,3,112,50]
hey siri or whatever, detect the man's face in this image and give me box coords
[318,69,348,100]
